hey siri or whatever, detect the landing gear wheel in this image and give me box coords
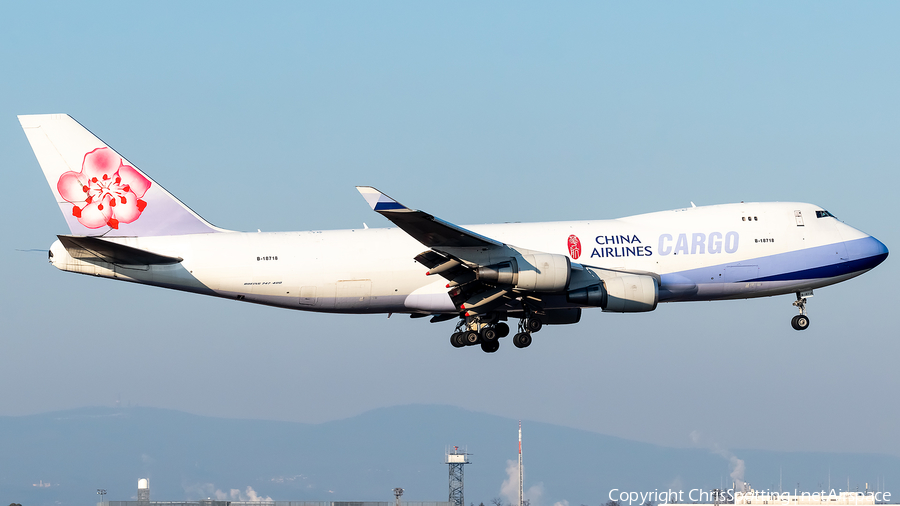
[791,314,810,331]
[481,340,500,353]
[791,292,810,331]
[464,331,480,345]
[450,332,465,348]
[512,332,532,348]
[526,318,543,333]
[495,322,510,338]
[482,327,498,342]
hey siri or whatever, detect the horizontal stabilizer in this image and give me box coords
[58,235,183,265]
[356,186,503,248]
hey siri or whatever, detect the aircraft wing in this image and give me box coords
[357,187,552,315]
[357,187,521,313]
[356,187,659,318]
[356,186,504,249]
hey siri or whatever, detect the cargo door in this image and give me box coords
[725,265,760,294]
[334,279,372,309]
[298,286,317,306]
[725,265,759,283]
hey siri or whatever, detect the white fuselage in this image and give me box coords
[48,201,888,315]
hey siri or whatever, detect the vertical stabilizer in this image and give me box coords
[19,114,224,236]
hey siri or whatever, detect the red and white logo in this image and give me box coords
[57,147,151,230]
[567,234,582,259]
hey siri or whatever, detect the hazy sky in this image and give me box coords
[2,0,898,461]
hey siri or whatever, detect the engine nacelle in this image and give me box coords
[566,284,607,307]
[517,253,571,291]
[476,261,517,286]
[603,274,658,312]
[476,253,571,293]
[567,274,658,312]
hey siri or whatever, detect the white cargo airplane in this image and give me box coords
[20,114,889,352]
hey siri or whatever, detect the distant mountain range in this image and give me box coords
[1,405,897,506]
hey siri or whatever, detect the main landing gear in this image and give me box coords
[449,315,541,352]
[791,292,811,331]
[449,318,509,352]
[512,316,540,348]
[512,332,532,349]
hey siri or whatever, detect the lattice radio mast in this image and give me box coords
[446,445,470,506]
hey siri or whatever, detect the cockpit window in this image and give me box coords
[816,210,836,219]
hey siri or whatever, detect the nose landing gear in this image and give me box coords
[791,292,811,331]
[791,314,810,330]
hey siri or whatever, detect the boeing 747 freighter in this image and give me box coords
[20,114,889,352]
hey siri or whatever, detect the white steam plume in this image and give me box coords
[185,483,272,502]
[500,459,544,506]
[689,430,746,491]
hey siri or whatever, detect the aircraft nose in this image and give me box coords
[846,234,888,270]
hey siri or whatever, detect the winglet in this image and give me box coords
[356,186,409,212]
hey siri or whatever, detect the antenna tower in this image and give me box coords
[518,421,524,506]
[446,446,470,506]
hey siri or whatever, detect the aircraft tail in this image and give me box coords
[19,114,223,237]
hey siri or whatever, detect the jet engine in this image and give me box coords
[603,274,658,312]
[566,274,658,313]
[476,253,571,292]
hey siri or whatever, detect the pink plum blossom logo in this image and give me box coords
[567,234,582,259]
[56,147,151,229]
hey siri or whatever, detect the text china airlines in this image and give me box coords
[580,232,740,259]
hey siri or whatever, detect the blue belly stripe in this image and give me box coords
[660,236,888,287]
[748,253,888,282]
